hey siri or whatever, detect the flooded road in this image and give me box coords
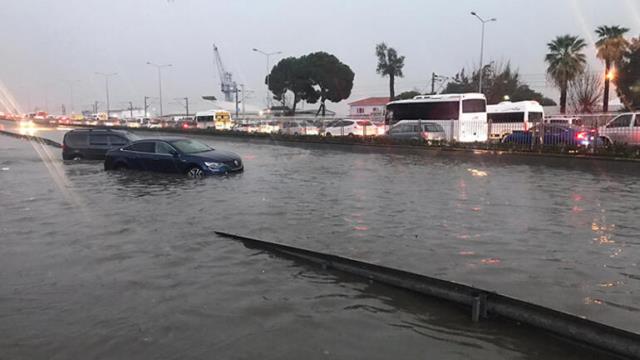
[1,123,638,359]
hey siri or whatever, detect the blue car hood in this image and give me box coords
[187,149,240,162]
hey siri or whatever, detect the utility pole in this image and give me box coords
[146,62,172,117]
[128,101,134,118]
[252,48,282,108]
[184,97,189,117]
[234,87,239,118]
[431,73,436,94]
[95,72,117,118]
[240,84,246,115]
[470,12,496,94]
[93,101,99,114]
[144,96,150,117]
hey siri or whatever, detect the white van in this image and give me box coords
[386,93,488,142]
[487,101,544,139]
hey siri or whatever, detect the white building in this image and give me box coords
[348,97,389,118]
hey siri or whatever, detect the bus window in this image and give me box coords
[388,102,460,122]
[529,112,543,123]
[488,112,525,123]
[462,99,486,113]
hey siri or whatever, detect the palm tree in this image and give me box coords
[376,43,405,100]
[595,25,630,112]
[545,35,587,114]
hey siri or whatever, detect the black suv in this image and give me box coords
[62,129,138,160]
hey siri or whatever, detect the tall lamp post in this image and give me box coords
[146,62,172,117]
[252,48,282,108]
[470,11,496,93]
[95,72,117,118]
[67,79,81,114]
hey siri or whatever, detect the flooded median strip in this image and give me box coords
[0,129,62,148]
[215,230,640,359]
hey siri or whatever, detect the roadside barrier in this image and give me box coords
[0,130,62,148]
[215,230,640,359]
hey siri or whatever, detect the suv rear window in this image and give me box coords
[64,132,87,147]
[108,135,128,146]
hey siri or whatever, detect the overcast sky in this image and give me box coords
[1,0,639,115]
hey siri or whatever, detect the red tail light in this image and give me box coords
[576,131,587,140]
[421,131,429,139]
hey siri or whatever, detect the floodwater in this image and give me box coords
[1,122,638,359]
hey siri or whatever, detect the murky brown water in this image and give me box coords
[1,122,638,359]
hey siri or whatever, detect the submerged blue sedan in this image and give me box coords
[502,124,602,147]
[104,137,243,177]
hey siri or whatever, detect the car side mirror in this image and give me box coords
[169,150,179,157]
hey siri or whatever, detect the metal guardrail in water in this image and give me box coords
[0,130,62,148]
[215,231,640,359]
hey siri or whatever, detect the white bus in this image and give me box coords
[385,93,488,142]
[194,109,232,129]
[487,101,544,140]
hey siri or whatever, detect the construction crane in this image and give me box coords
[212,44,237,102]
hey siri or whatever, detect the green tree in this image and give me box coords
[616,36,640,110]
[442,62,554,105]
[305,52,355,117]
[267,56,318,115]
[545,34,587,113]
[376,43,405,100]
[595,25,630,112]
[395,90,421,100]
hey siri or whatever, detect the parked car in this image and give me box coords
[598,113,640,146]
[502,124,600,147]
[232,123,259,133]
[104,137,243,177]
[545,117,583,127]
[387,121,446,142]
[62,128,138,160]
[257,121,280,134]
[323,119,377,136]
[176,119,197,129]
[278,120,319,135]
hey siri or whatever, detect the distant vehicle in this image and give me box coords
[386,121,446,142]
[502,124,600,147]
[257,121,280,134]
[177,119,197,129]
[232,123,259,133]
[598,113,640,145]
[104,138,243,177]
[487,101,544,140]
[62,128,138,160]
[278,120,319,135]
[545,116,583,127]
[386,93,488,142]
[148,118,163,129]
[323,119,377,136]
[194,109,232,129]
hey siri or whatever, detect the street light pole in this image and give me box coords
[470,11,496,94]
[252,48,282,109]
[95,72,117,118]
[147,62,172,117]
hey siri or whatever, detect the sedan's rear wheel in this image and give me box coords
[186,166,204,178]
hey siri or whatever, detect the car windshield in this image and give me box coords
[169,139,213,153]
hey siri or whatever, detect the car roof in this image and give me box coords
[132,136,189,142]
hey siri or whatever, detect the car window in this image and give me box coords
[343,120,354,126]
[89,134,109,145]
[424,123,444,132]
[634,115,640,127]
[156,142,176,155]
[170,139,213,154]
[108,135,128,146]
[64,132,87,147]
[125,141,155,153]
[607,114,633,128]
